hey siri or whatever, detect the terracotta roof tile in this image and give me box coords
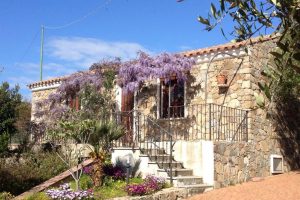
[182,35,277,57]
[28,76,65,89]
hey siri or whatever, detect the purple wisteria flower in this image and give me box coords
[46,183,94,200]
[118,51,195,93]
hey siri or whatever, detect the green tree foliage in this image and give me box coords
[14,102,32,148]
[0,82,22,153]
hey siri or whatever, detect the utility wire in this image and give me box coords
[18,29,40,63]
[44,0,112,30]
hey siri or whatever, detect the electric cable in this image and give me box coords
[18,29,40,63]
[44,0,112,30]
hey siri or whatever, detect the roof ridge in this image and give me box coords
[182,34,278,57]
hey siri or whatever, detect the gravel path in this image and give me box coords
[188,171,300,200]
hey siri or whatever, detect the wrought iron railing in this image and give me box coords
[112,103,248,184]
[112,110,174,184]
[157,103,248,142]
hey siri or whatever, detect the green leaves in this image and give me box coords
[258,82,271,100]
[255,94,265,108]
[211,3,217,18]
[198,16,210,26]
[270,51,282,58]
[293,53,300,61]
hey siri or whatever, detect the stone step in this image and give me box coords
[149,154,174,162]
[168,176,203,186]
[140,148,166,155]
[153,161,184,169]
[177,184,213,195]
[157,168,194,177]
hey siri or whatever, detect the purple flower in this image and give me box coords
[83,166,93,175]
[126,175,166,196]
[46,183,94,200]
[118,51,195,93]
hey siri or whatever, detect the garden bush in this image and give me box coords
[126,175,166,196]
[0,192,14,200]
[102,163,126,180]
[0,152,67,195]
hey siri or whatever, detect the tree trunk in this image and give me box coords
[92,158,103,187]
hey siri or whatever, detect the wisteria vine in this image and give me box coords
[118,51,195,92]
[35,52,194,119]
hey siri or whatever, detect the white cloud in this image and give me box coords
[14,62,79,77]
[179,45,193,51]
[47,37,152,67]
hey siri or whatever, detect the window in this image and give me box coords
[159,77,185,118]
[66,95,81,111]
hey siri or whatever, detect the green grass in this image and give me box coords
[25,192,50,200]
[93,177,143,200]
[25,176,144,200]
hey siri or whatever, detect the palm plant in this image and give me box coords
[87,120,124,187]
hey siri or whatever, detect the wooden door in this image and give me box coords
[120,91,134,146]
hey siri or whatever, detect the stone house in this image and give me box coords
[28,35,296,190]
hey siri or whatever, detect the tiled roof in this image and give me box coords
[182,35,277,57]
[28,76,65,89]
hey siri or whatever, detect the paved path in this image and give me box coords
[188,171,300,200]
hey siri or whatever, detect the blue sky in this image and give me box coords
[0,0,241,99]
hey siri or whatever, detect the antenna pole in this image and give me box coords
[39,25,44,81]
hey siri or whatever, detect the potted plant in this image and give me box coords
[216,74,227,85]
[214,65,228,85]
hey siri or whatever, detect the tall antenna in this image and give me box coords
[39,25,44,81]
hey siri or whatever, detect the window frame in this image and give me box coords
[157,77,187,119]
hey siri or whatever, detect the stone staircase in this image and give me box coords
[140,143,212,194]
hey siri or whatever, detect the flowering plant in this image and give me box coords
[125,175,166,196]
[118,51,195,92]
[83,166,93,176]
[103,164,126,180]
[46,183,94,200]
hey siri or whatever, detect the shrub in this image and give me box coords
[46,183,94,200]
[0,133,9,155]
[103,164,126,180]
[0,192,14,200]
[70,174,93,190]
[126,175,166,196]
[0,152,67,195]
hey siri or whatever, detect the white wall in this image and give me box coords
[173,140,214,185]
[112,141,214,185]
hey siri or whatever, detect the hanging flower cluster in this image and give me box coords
[35,52,194,119]
[35,70,103,119]
[118,51,195,92]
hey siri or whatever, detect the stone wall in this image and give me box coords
[213,107,291,188]
[31,88,57,121]
[135,40,300,189]
[213,40,300,188]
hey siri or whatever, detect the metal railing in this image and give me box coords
[112,103,248,183]
[112,110,174,184]
[156,103,248,142]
